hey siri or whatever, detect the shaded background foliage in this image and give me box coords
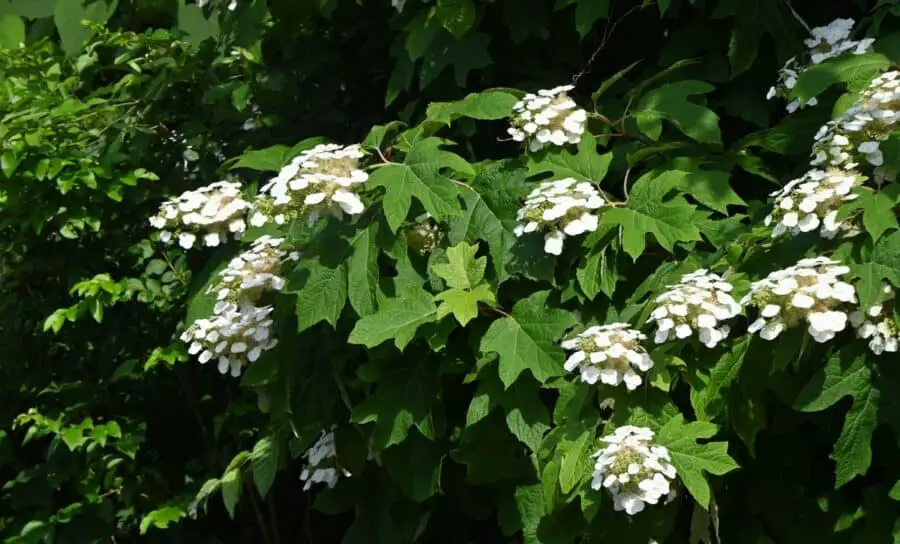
[2,0,900,542]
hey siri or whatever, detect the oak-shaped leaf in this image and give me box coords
[479,291,576,387]
[656,415,739,509]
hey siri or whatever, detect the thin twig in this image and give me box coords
[373,146,392,164]
[572,4,642,85]
[784,0,810,32]
[622,168,633,202]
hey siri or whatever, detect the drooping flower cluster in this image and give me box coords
[149,181,250,249]
[743,257,856,342]
[210,235,299,310]
[648,270,741,348]
[812,71,900,171]
[250,144,368,227]
[514,178,606,255]
[507,85,587,152]
[850,283,900,355]
[764,169,863,239]
[300,428,351,491]
[180,304,277,377]
[767,18,874,113]
[561,324,654,390]
[590,426,677,516]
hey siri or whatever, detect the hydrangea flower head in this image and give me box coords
[767,18,873,113]
[181,304,278,377]
[209,235,299,309]
[648,269,741,348]
[250,143,368,227]
[300,428,351,491]
[591,426,677,515]
[850,283,900,355]
[149,181,250,249]
[742,257,856,343]
[561,324,653,390]
[764,169,863,239]
[507,85,587,152]
[514,178,606,255]
[812,72,900,170]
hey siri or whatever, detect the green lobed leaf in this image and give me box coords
[351,355,441,449]
[426,88,519,125]
[479,291,577,387]
[447,163,526,281]
[656,415,739,509]
[431,241,485,289]
[526,134,613,182]
[576,243,617,300]
[431,0,476,38]
[367,137,469,232]
[434,283,495,326]
[851,231,900,308]
[348,286,438,350]
[634,80,722,145]
[600,170,704,260]
[794,348,880,487]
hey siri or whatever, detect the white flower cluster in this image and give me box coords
[764,169,863,239]
[513,178,606,255]
[766,71,900,240]
[149,181,250,249]
[590,426,677,516]
[743,257,856,342]
[850,284,900,355]
[210,235,299,310]
[561,324,654,390]
[300,428,351,491]
[767,18,873,113]
[507,85,587,152]
[250,143,368,227]
[812,71,900,171]
[180,304,277,377]
[648,270,741,348]
[804,18,874,65]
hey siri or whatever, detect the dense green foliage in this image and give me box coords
[5,0,900,542]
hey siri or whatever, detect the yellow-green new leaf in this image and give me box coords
[435,283,496,325]
[432,241,486,289]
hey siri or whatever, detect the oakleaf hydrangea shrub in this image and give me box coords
[31,2,900,542]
